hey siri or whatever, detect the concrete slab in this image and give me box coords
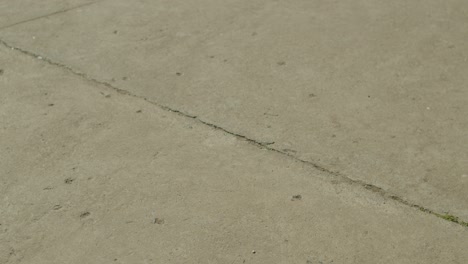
[1,43,468,263]
[1,0,466,221]
[0,0,97,29]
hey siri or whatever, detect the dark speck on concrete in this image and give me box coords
[291,194,302,201]
[48,103,54,107]
[154,218,165,224]
[136,110,142,113]
[0,69,4,75]
[80,212,90,218]
[176,72,182,76]
[100,92,111,98]
[64,178,74,184]
[277,61,286,66]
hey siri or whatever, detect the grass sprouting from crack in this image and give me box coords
[419,207,468,227]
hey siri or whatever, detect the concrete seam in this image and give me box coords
[1,38,466,228]
[0,1,103,31]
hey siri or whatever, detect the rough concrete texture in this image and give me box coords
[1,0,467,221]
[1,42,468,264]
[0,0,467,263]
[0,0,97,29]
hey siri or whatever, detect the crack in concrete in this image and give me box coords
[0,1,102,31]
[1,38,466,228]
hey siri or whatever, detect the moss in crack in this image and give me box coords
[434,213,468,227]
[414,206,468,227]
[441,214,458,222]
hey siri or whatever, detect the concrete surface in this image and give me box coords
[0,0,97,30]
[1,43,468,264]
[1,0,468,263]
[0,0,467,221]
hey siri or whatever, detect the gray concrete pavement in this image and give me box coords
[1,43,467,264]
[0,0,466,221]
[0,0,97,30]
[1,0,468,263]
